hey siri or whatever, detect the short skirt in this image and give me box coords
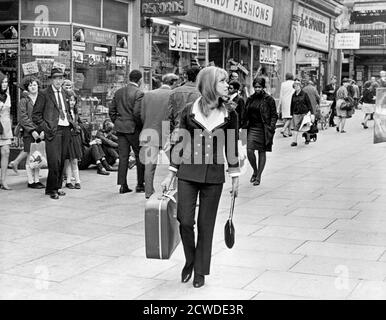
[292,114,306,131]
[23,136,34,153]
[362,103,375,115]
[68,133,83,160]
[247,123,271,152]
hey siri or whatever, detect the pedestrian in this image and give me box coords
[168,66,201,144]
[161,66,240,288]
[303,80,320,142]
[278,73,295,137]
[17,76,45,189]
[378,71,386,88]
[290,78,313,147]
[323,75,338,127]
[32,68,75,200]
[335,78,351,133]
[351,80,360,109]
[96,119,119,168]
[109,69,145,194]
[140,73,179,199]
[228,80,245,129]
[63,89,83,190]
[0,72,13,190]
[242,77,278,186]
[361,81,377,129]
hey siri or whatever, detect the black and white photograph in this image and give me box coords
[1,0,386,308]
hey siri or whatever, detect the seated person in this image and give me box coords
[78,121,116,175]
[96,119,119,167]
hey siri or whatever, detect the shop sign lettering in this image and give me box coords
[20,24,70,40]
[169,26,198,53]
[298,6,330,52]
[141,0,187,16]
[194,0,273,27]
[85,29,116,46]
[334,33,360,49]
[259,45,277,65]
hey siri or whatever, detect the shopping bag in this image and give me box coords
[299,112,312,132]
[29,141,48,169]
[238,140,247,176]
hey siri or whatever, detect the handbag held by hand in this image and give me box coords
[224,192,236,249]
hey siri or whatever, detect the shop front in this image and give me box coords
[141,0,292,100]
[10,0,134,131]
[294,4,331,92]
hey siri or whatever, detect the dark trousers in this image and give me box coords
[78,145,105,170]
[177,179,223,275]
[45,126,71,193]
[117,132,144,187]
[102,145,119,165]
[329,101,336,126]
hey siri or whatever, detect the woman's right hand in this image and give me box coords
[161,171,176,193]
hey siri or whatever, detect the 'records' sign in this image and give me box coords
[169,26,199,53]
[141,0,187,16]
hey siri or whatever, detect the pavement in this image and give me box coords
[1,109,386,300]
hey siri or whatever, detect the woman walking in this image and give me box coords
[361,81,377,129]
[243,77,278,186]
[290,79,313,147]
[0,72,13,190]
[18,76,45,189]
[336,78,351,133]
[161,66,240,288]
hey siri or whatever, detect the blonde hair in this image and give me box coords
[197,66,228,116]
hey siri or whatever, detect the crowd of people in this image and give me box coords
[1,66,386,288]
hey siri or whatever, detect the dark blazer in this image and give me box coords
[32,86,75,141]
[140,85,172,147]
[18,92,39,138]
[231,94,245,128]
[109,83,144,134]
[243,92,278,148]
[323,83,338,101]
[290,90,313,115]
[170,100,240,184]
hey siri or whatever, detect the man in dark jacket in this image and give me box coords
[109,69,145,194]
[228,80,245,129]
[32,68,77,199]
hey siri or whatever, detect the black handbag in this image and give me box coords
[224,193,236,249]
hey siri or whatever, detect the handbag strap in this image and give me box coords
[228,193,236,221]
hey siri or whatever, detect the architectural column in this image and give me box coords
[287,0,300,77]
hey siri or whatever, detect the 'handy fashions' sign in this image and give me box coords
[194,0,273,27]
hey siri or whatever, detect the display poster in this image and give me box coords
[374,88,386,144]
[298,6,330,52]
[169,26,199,53]
[260,45,278,65]
[22,61,39,75]
[32,43,59,56]
[36,58,54,75]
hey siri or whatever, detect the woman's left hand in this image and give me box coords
[231,177,239,198]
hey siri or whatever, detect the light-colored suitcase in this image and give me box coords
[145,190,180,259]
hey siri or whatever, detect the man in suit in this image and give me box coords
[323,75,338,127]
[168,67,201,144]
[32,68,76,200]
[228,80,245,129]
[140,73,179,199]
[109,69,145,194]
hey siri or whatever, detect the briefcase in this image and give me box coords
[145,189,180,259]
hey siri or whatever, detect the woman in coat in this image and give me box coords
[335,78,350,133]
[161,66,240,288]
[290,78,313,147]
[18,76,45,189]
[361,81,377,129]
[243,77,278,186]
[0,72,13,190]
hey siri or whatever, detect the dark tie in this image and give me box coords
[56,90,66,120]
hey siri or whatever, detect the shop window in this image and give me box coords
[0,0,18,21]
[103,0,128,32]
[21,0,70,22]
[73,0,101,28]
[73,28,128,129]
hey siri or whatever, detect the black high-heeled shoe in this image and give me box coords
[193,273,205,288]
[250,175,257,183]
[181,264,194,283]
